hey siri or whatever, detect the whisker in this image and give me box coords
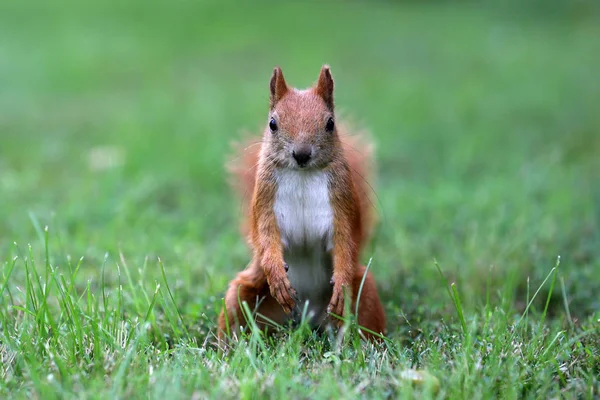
[345,162,389,255]
[338,132,361,138]
[225,141,265,166]
[242,141,266,151]
[332,151,387,232]
[349,163,383,217]
[236,152,279,223]
[342,142,366,157]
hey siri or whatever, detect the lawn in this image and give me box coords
[1,1,599,398]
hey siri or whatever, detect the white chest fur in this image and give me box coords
[274,169,334,249]
[274,169,334,322]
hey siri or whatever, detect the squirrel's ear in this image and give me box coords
[269,66,288,108]
[315,65,334,110]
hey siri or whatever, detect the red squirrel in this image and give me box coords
[218,65,386,340]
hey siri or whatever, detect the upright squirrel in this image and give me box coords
[218,66,386,340]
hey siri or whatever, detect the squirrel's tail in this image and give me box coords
[337,122,377,246]
[226,124,377,242]
[226,132,262,238]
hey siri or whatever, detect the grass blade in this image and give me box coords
[158,257,189,338]
[541,256,560,326]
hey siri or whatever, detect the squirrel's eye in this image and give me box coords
[325,117,335,133]
[269,118,278,132]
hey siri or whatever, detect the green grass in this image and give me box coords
[1,1,600,398]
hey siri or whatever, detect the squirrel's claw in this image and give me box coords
[269,275,297,314]
[327,283,348,323]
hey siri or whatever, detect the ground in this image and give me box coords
[0,1,599,398]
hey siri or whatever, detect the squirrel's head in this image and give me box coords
[264,65,340,170]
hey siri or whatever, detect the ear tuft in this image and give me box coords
[269,66,288,108]
[315,65,334,110]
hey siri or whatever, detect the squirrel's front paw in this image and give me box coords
[327,283,349,324]
[266,264,297,314]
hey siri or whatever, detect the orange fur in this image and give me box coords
[219,66,385,342]
[227,125,375,242]
[218,262,385,340]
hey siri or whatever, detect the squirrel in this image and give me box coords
[218,65,386,341]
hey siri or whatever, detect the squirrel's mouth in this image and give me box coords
[288,162,314,171]
[285,157,330,172]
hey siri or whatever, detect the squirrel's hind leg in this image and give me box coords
[218,259,288,341]
[352,264,387,341]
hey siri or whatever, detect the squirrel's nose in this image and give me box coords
[292,145,312,167]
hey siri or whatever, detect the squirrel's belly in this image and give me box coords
[274,169,334,323]
[285,248,332,323]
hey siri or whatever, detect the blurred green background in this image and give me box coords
[1,0,599,333]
